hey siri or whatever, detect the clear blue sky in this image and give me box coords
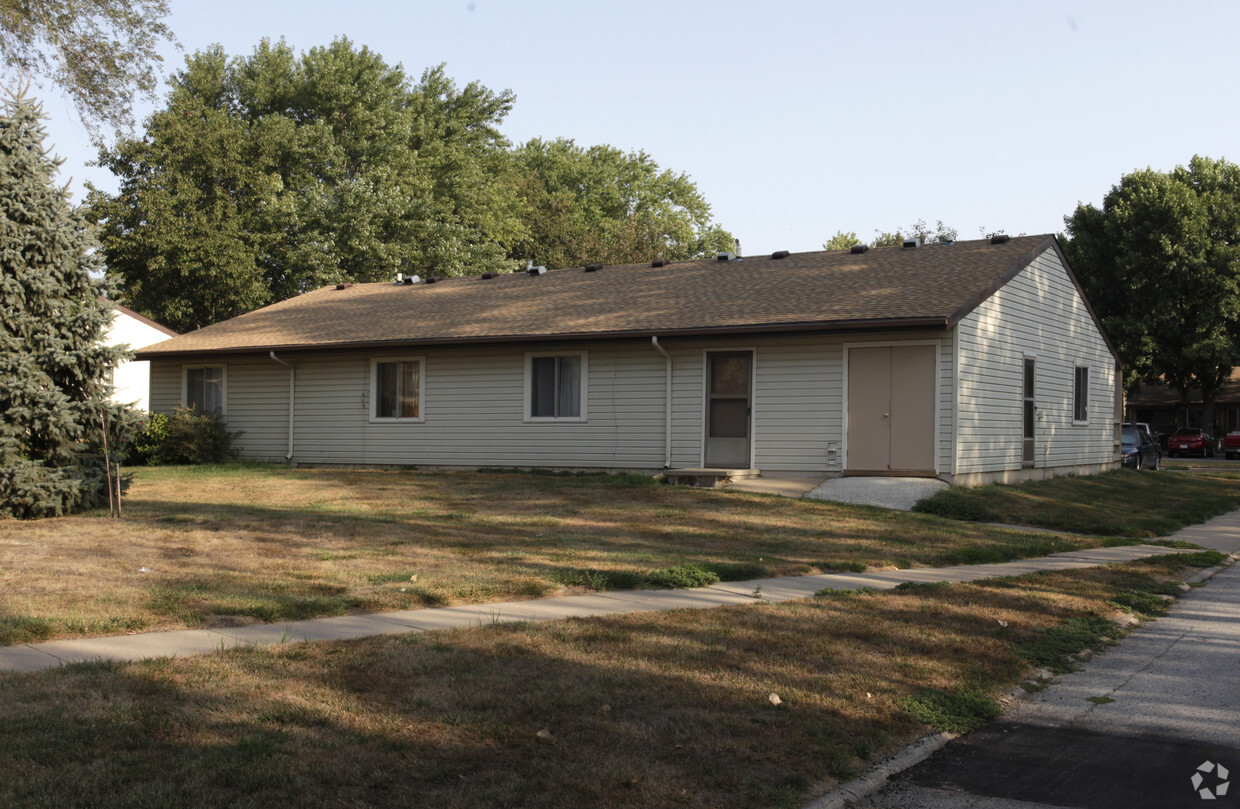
[38,0,1240,257]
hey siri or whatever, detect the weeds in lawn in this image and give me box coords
[1013,615,1125,673]
[902,686,1003,733]
[647,565,721,588]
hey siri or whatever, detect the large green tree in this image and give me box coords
[1063,156,1240,426]
[88,38,520,333]
[507,137,733,269]
[0,0,177,137]
[0,90,134,518]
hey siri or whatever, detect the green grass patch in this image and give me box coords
[901,687,1003,733]
[646,565,721,589]
[1014,615,1124,673]
[551,568,646,591]
[912,469,1240,537]
[0,615,54,645]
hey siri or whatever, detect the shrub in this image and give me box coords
[129,407,241,465]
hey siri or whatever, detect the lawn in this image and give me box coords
[0,464,1142,645]
[0,551,1223,809]
[913,467,1240,535]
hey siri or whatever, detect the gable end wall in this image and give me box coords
[954,249,1117,482]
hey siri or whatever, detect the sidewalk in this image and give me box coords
[5,529,1224,675]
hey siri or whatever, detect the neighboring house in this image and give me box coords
[136,235,1120,486]
[105,303,179,412]
[1125,368,1240,438]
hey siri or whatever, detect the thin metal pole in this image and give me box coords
[100,410,114,517]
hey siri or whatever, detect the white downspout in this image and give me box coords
[269,351,295,461]
[651,336,672,469]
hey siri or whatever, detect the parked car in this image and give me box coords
[1121,425,1162,470]
[1167,427,1214,458]
[1223,431,1240,460]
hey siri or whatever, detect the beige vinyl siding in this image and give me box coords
[669,334,953,473]
[296,343,667,469]
[148,332,960,473]
[955,250,1116,475]
[148,357,290,462]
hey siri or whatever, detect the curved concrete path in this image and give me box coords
[0,534,1222,674]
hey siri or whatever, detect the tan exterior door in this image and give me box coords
[846,345,936,473]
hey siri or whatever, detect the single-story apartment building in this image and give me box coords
[136,234,1121,486]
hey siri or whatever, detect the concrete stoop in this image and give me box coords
[664,467,760,487]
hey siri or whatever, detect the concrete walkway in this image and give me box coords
[1,533,1223,674]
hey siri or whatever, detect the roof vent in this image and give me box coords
[393,273,404,285]
[849,244,869,255]
[771,250,790,260]
[903,237,921,249]
[651,259,670,268]
[990,234,1010,244]
[716,252,735,262]
[335,282,353,290]
[584,263,604,272]
[424,276,439,284]
[526,260,547,276]
[402,275,420,285]
[480,272,499,280]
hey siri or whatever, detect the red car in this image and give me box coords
[1167,428,1214,458]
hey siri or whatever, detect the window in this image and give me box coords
[1022,357,1035,466]
[184,365,225,413]
[1074,366,1089,423]
[371,358,424,421]
[526,353,586,421]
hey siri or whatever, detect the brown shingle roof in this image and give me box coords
[138,235,1061,358]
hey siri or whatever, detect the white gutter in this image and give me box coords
[651,336,672,468]
[269,351,295,461]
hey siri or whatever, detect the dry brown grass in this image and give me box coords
[0,465,1113,644]
[0,555,1210,809]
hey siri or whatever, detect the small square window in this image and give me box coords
[184,365,225,413]
[371,358,424,421]
[526,353,586,421]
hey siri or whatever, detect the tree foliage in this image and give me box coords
[827,219,960,249]
[507,137,733,269]
[0,0,177,137]
[0,90,136,518]
[1063,156,1240,422]
[823,230,862,251]
[88,38,520,333]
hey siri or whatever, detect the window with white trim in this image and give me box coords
[1073,366,1089,423]
[184,365,225,413]
[371,358,424,421]
[526,353,586,420]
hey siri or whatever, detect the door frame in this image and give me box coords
[842,339,941,473]
[700,347,756,469]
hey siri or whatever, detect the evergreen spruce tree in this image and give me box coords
[0,89,134,518]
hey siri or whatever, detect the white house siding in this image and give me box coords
[148,332,960,473]
[954,250,1117,484]
[107,311,175,412]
